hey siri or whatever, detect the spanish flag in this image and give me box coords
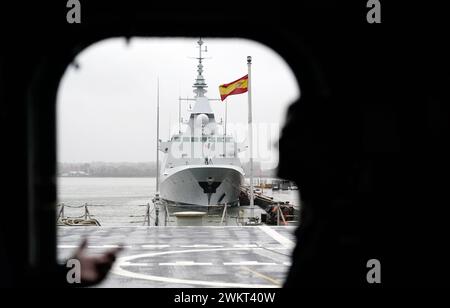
[219,75,248,101]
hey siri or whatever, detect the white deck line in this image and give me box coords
[159,261,213,266]
[258,225,295,249]
[141,245,171,249]
[179,244,224,248]
[223,261,277,266]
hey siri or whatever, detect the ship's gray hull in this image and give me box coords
[160,165,244,206]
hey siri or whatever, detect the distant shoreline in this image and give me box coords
[58,176,155,178]
[58,162,277,178]
[58,175,278,179]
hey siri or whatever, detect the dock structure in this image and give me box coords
[239,186,299,225]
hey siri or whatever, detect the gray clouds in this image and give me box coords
[57,38,300,168]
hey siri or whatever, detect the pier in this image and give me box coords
[239,186,299,226]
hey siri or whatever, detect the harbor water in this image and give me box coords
[57,177,300,227]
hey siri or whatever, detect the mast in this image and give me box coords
[156,78,160,194]
[193,38,208,98]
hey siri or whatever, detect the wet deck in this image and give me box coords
[57,226,296,288]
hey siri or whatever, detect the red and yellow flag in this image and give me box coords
[219,75,248,101]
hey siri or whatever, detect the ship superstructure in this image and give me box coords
[159,39,245,206]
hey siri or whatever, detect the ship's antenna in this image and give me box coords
[156,77,160,195]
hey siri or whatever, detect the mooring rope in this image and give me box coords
[57,203,155,226]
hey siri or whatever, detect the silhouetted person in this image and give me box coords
[278,7,450,287]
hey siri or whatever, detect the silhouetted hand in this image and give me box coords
[72,239,123,287]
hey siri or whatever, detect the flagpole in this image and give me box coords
[178,96,181,134]
[225,98,228,137]
[247,56,255,215]
[224,98,228,157]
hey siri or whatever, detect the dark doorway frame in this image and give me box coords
[19,8,321,285]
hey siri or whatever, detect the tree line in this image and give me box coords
[58,161,276,177]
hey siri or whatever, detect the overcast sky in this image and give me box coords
[57,38,300,169]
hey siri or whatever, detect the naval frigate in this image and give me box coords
[159,39,246,206]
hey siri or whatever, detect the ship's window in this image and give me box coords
[217,137,224,142]
[208,137,215,142]
[183,137,190,142]
[225,137,232,142]
[191,137,198,142]
[201,137,208,142]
